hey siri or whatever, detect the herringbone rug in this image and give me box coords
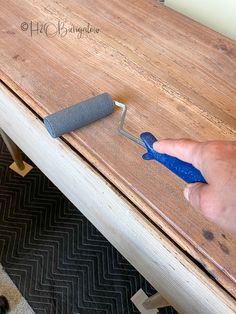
[0,136,176,314]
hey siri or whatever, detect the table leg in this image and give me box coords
[131,289,170,313]
[143,292,170,310]
[0,129,33,177]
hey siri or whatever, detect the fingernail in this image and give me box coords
[152,142,158,148]
[184,187,190,201]
[153,141,159,150]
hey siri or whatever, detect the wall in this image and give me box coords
[165,0,236,41]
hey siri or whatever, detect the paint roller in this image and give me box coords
[44,93,206,184]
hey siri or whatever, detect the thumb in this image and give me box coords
[184,183,207,211]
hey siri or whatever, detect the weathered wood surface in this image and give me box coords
[0,0,236,297]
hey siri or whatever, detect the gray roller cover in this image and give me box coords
[44,93,115,138]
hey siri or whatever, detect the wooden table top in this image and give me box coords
[1,0,236,298]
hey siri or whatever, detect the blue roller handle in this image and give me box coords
[140,132,206,184]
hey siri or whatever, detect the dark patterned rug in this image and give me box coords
[0,136,176,314]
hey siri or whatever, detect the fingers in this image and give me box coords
[153,139,202,169]
[184,183,220,227]
[184,183,208,210]
[184,183,236,233]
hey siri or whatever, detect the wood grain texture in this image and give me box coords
[1,82,236,313]
[0,0,236,297]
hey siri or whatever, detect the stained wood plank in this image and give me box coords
[0,0,236,297]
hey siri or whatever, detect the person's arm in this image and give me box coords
[153,139,236,233]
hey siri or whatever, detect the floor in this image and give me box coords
[0,136,177,314]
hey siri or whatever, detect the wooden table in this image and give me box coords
[0,0,236,312]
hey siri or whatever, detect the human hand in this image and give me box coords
[153,139,236,233]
